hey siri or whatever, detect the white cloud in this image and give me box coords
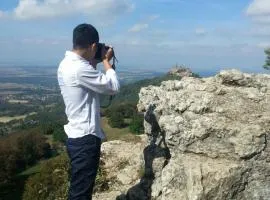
[246,0,270,23]
[128,23,149,32]
[127,14,159,33]
[247,0,270,16]
[11,0,134,20]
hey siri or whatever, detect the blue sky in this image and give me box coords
[0,0,270,73]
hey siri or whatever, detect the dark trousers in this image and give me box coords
[66,134,101,200]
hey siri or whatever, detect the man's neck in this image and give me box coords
[72,49,89,61]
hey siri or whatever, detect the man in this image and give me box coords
[57,24,120,200]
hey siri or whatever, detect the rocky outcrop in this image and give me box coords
[167,66,194,78]
[123,69,270,200]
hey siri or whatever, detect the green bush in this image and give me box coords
[105,103,136,119]
[129,114,144,134]
[17,132,51,166]
[53,125,67,144]
[108,112,125,128]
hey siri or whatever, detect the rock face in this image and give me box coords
[93,137,147,200]
[130,69,270,200]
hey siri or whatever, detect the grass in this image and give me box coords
[18,162,43,177]
[101,117,142,143]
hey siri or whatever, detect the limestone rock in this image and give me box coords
[133,69,270,200]
[93,136,147,200]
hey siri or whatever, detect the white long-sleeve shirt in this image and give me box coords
[57,51,120,139]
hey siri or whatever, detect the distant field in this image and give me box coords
[0,83,33,89]
[8,99,29,104]
[0,112,36,123]
[0,91,24,95]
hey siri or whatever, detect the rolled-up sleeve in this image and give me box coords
[77,66,120,95]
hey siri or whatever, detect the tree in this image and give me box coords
[53,125,67,143]
[129,114,144,134]
[0,144,19,183]
[264,48,270,70]
[0,132,51,184]
[17,132,51,166]
[105,103,136,119]
[108,112,125,128]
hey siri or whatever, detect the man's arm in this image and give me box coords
[77,63,120,95]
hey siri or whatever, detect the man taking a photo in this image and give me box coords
[58,23,120,200]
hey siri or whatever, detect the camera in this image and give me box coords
[95,43,111,61]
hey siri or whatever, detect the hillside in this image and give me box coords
[20,69,270,200]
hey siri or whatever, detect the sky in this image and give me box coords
[0,0,270,73]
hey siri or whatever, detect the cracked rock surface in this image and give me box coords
[135,69,270,200]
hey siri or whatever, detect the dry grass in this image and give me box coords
[101,117,142,143]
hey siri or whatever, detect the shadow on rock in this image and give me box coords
[117,105,171,200]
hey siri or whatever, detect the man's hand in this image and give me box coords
[102,47,114,71]
[102,47,114,62]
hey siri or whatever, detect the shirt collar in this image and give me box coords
[65,51,85,61]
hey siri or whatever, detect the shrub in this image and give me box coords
[108,112,125,128]
[53,125,67,144]
[129,114,144,134]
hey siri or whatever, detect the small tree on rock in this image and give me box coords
[264,48,270,70]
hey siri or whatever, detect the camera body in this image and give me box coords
[94,43,110,61]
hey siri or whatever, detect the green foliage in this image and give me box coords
[52,125,67,143]
[105,103,139,128]
[38,111,63,135]
[0,146,18,183]
[108,112,125,128]
[0,131,51,184]
[17,133,51,166]
[264,48,270,70]
[129,114,144,134]
[105,103,136,118]
[0,103,38,117]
